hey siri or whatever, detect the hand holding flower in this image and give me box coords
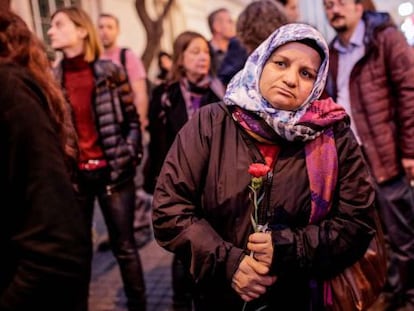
[247,232,274,268]
[232,255,277,302]
[237,161,275,310]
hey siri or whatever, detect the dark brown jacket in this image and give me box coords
[153,103,375,310]
[325,11,414,183]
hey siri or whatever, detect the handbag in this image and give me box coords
[324,210,387,311]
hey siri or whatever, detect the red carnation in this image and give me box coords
[248,163,271,178]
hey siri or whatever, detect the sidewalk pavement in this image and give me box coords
[89,203,174,311]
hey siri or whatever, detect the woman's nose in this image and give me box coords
[283,69,297,87]
[200,51,210,60]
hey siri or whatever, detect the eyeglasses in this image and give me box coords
[323,0,353,10]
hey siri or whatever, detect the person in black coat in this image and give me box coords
[0,11,91,311]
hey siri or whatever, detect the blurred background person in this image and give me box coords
[207,7,236,75]
[154,51,173,86]
[48,6,146,311]
[98,13,149,131]
[218,0,289,85]
[97,12,152,250]
[0,10,91,311]
[143,31,224,311]
[275,0,300,21]
[143,31,224,195]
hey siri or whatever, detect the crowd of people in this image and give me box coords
[1,1,413,311]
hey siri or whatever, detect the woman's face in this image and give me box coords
[259,42,321,111]
[47,12,86,56]
[181,37,210,82]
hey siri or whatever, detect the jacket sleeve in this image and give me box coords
[270,123,376,279]
[0,69,91,310]
[152,106,246,285]
[113,64,143,163]
[382,26,414,158]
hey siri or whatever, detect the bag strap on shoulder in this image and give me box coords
[120,48,128,70]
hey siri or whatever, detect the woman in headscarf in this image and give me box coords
[152,23,380,310]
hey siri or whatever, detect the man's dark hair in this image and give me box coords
[99,13,119,26]
[275,0,288,5]
[207,8,229,33]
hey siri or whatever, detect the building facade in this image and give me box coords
[10,0,406,79]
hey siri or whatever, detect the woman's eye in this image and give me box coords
[301,70,314,79]
[188,49,200,55]
[275,61,285,67]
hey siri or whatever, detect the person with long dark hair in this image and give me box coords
[0,10,91,311]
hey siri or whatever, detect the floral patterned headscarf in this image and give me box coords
[223,23,330,141]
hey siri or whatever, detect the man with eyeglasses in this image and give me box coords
[323,0,414,310]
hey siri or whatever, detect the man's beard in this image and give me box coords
[333,24,348,33]
[102,40,115,49]
[331,16,348,33]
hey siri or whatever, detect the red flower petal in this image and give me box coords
[248,163,271,178]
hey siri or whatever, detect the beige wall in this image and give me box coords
[98,0,245,55]
[97,0,245,77]
[11,1,33,29]
[9,0,408,79]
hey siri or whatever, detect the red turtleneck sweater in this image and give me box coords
[63,55,104,162]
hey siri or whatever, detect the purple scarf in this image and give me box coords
[232,97,348,223]
[299,98,348,224]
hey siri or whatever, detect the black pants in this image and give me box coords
[77,168,146,311]
[172,255,194,311]
[376,175,414,309]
